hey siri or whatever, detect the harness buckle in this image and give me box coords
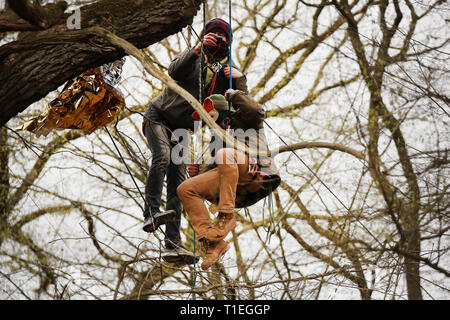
[211,62,223,73]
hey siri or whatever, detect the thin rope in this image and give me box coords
[0,148,96,287]
[228,0,233,111]
[193,228,197,299]
[263,119,385,247]
[192,0,207,300]
[105,126,146,205]
[262,119,439,283]
[105,125,179,255]
[187,0,385,276]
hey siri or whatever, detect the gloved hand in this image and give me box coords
[188,163,200,177]
[194,33,225,55]
[225,88,238,101]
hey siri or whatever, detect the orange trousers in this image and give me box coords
[177,148,261,240]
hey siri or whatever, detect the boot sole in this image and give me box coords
[142,220,158,233]
[201,243,230,270]
[155,210,177,225]
[142,210,177,233]
[162,253,196,265]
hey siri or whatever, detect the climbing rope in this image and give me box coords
[193,226,197,299]
[105,123,175,251]
[105,126,146,206]
[192,0,233,299]
[192,0,207,300]
[228,0,233,111]
[262,119,386,248]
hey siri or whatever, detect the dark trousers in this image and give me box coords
[143,105,186,248]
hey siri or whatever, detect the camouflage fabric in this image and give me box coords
[17,59,126,137]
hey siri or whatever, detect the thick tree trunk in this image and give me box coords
[401,204,423,300]
[0,0,203,127]
[0,127,9,248]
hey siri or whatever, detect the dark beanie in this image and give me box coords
[205,18,231,41]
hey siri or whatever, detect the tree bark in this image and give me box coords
[0,0,203,127]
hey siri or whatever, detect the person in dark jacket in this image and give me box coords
[142,18,248,264]
[177,89,281,270]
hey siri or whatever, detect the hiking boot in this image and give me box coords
[203,212,236,241]
[201,239,230,270]
[162,244,196,264]
[142,210,177,233]
[142,216,156,233]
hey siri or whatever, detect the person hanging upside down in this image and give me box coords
[141,18,248,264]
[177,90,281,270]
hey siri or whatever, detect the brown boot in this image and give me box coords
[201,239,230,270]
[203,212,236,241]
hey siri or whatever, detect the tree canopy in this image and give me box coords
[0,0,448,300]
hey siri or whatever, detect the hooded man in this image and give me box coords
[177,89,281,270]
[141,18,248,264]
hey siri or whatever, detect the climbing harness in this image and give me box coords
[207,61,223,96]
[211,61,223,73]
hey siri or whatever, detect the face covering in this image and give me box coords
[205,36,229,60]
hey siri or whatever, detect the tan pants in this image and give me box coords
[177,148,262,240]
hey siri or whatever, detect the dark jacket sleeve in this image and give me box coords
[168,48,199,81]
[230,90,265,129]
[233,75,248,95]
